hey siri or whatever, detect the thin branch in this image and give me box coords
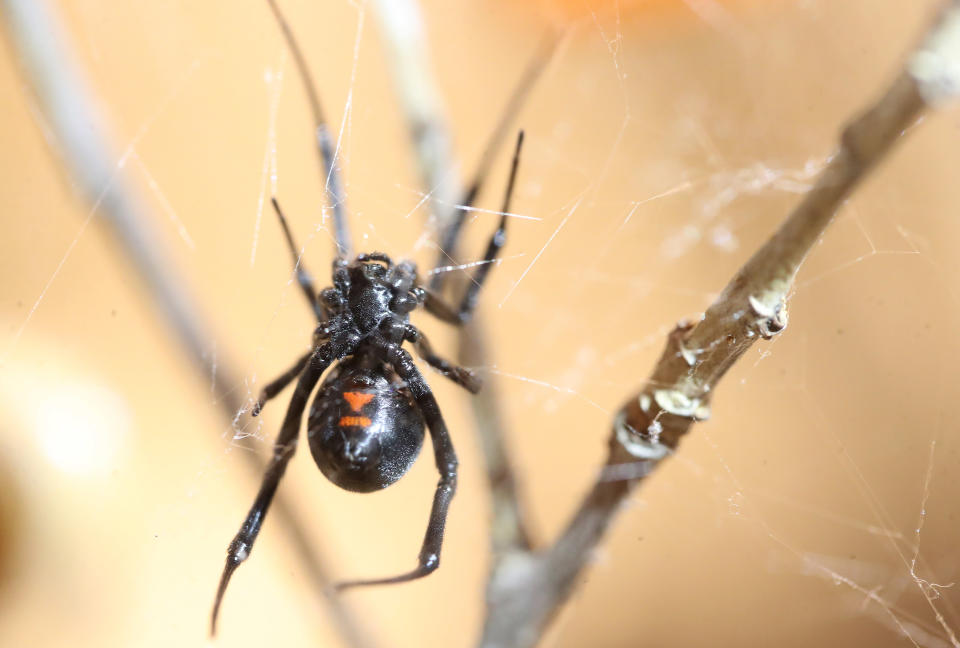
[458,315,534,557]
[370,0,463,239]
[0,2,372,646]
[370,0,537,558]
[371,0,544,630]
[478,2,960,647]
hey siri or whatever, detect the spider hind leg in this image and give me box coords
[335,341,458,591]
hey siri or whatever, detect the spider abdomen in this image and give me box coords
[308,356,425,493]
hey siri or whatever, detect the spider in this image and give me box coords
[210,0,549,636]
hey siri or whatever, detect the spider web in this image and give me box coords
[0,1,958,647]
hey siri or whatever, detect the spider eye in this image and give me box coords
[362,261,388,278]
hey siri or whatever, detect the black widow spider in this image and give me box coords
[211,0,552,636]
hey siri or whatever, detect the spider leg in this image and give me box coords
[250,350,312,417]
[266,0,351,259]
[315,261,351,320]
[336,342,458,591]
[424,131,525,325]
[270,197,324,320]
[211,336,354,636]
[404,324,481,393]
[428,34,554,292]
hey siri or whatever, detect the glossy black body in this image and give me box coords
[309,353,425,492]
[209,70,526,629]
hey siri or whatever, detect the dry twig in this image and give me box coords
[370,0,463,240]
[477,3,960,647]
[371,0,545,563]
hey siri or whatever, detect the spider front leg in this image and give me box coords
[426,131,524,325]
[211,335,355,636]
[423,211,508,325]
[270,197,324,320]
[251,321,337,416]
[336,342,458,590]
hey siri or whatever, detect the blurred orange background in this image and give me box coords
[1,1,959,646]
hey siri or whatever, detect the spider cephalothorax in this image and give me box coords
[332,256,418,332]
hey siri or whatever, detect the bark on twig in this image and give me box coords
[478,3,960,647]
[0,2,372,646]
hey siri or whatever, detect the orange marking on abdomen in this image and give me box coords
[339,416,372,427]
[343,392,375,412]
